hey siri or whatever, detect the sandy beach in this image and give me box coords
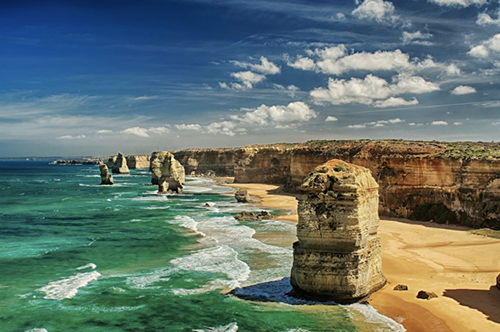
[224,183,500,332]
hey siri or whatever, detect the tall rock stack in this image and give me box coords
[150,151,186,193]
[110,152,130,174]
[290,159,386,303]
[99,163,114,185]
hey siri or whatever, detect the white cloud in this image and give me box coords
[428,0,487,7]
[402,31,433,45]
[454,122,463,125]
[274,84,300,97]
[175,124,202,131]
[230,102,317,125]
[206,121,240,136]
[121,126,170,138]
[373,97,419,108]
[431,121,448,125]
[129,95,160,101]
[451,85,476,95]
[468,33,500,58]
[232,56,280,75]
[445,63,461,76]
[56,135,86,140]
[97,130,113,134]
[477,11,500,26]
[347,124,367,129]
[352,0,400,25]
[230,71,266,88]
[347,118,405,129]
[325,116,338,122]
[288,46,448,76]
[310,74,439,106]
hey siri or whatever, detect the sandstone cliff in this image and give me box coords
[126,155,150,169]
[173,140,500,228]
[291,160,386,303]
[150,151,185,193]
[107,152,130,174]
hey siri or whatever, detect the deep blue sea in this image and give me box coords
[0,161,404,332]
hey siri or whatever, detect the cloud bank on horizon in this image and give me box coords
[0,0,499,157]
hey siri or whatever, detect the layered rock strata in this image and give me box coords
[108,152,130,174]
[173,140,500,228]
[99,163,114,185]
[126,155,151,169]
[150,151,185,193]
[290,160,386,303]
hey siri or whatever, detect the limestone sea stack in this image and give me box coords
[110,152,130,174]
[99,163,114,185]
[290,159,386,303]
[150,151,186,193]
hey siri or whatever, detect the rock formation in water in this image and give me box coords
[150,151,185,193]
[235,189,250,203]
[108,152,130,174]
[290,159,386,303]
[173,140,500,229]
[99,163,114,185]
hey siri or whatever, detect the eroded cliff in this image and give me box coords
[173,140,500,228]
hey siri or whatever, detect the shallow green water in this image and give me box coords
[0,161,403,332]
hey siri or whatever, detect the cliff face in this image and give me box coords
[150,151,185,193]
[291,160,386,303]
[174,140,500,229]
[126,155,150,169]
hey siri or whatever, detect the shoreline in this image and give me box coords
[223,183,500,332]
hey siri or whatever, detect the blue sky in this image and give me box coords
[1,0,499,157]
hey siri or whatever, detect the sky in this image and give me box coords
[1,0,500,157]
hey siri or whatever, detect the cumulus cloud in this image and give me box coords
[431,121,448,125]
[428,0,486,7]
[477,11,500,26]
[121,126,170,138]
[310,74,439,106]
[232,56,280,75]
[451,85,476,95]
[373,97,419,108]
[347,118,404,129]
[230,102,317,125]
[325,116,338,122]
[347,124,367,129]
[402,31,433,45]
[274,84,299,97]
[468,34,500,58]
[352,0,400,25]
[230,71,266,88]
[176,102,316,137]
[287,46,448,76]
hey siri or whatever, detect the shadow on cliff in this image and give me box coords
[443,286,500,324]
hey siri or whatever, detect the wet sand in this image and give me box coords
[224,183,500,332]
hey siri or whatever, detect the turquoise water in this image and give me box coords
[0,161,403,332]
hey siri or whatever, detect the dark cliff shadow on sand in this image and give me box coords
[443,286,500,324]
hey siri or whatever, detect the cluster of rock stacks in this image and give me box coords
[150,151,186,194]
[290,159,386,303]
[99,163,114,185]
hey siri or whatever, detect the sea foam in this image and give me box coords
[193,322,238,332]
[37,270,101,300]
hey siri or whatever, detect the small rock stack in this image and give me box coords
[290,159,386,303]
[99,163,114,185]
[150,151,186,194]
[108,152,130,174]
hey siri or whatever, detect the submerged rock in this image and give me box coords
[150,151,185,193]
[290,159,386,303]
[99,163,114,185]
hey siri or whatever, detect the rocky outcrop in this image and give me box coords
[234,211,272,221]
[150,151,185,193]
[108,152,130,174]
[173,140,500,229]
[126,155,150,169]
[235,189,250,203]
[417,290,438,300]
[290,160,386,303]
[99,163,114,185]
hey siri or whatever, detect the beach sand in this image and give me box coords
[224,183,500,332]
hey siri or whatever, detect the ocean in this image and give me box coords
[0,161,404,332]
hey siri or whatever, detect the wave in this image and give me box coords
[76,263,97,270]
[37,270,101,300]
[193,322,238,332]
[25,329,49,332]
[348,303,406,332]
